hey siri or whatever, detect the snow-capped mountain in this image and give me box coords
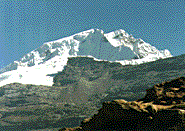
[0,29,172,87]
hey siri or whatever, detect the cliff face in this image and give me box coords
[53,57,122,87]
[60,77,185,131]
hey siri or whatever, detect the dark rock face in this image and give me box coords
[139,77,185,105]
[53,54,185,106]
[60,77,185,131]
[53,57,122,87]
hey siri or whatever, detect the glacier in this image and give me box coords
[0,28,172,87]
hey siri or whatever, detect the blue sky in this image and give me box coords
[0,0,184,69]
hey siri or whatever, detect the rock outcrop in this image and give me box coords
[60,77,185,131]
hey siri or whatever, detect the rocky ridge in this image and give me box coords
[60,77,185,131]
[53,54,185,104]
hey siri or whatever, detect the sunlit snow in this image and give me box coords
[0,29,173,87]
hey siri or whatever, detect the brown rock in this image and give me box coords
[58,127,82,131]
[59,77,185,131]
[166,91,175,97]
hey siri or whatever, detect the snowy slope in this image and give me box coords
[0,28,172,87]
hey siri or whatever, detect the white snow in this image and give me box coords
[0,28,173,87]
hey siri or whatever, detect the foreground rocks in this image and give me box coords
[60,77,185,131]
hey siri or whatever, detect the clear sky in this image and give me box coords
[0,0,184,69]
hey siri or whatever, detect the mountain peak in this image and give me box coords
[0,28,173,87]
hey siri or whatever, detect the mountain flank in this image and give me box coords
[0,54,184,130]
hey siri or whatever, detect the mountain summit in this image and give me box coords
[0,29,172,86]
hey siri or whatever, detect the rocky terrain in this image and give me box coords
[53,54,185,105]
[0,83,89,131]
[0,54,184,130]
[60,77,185,131]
